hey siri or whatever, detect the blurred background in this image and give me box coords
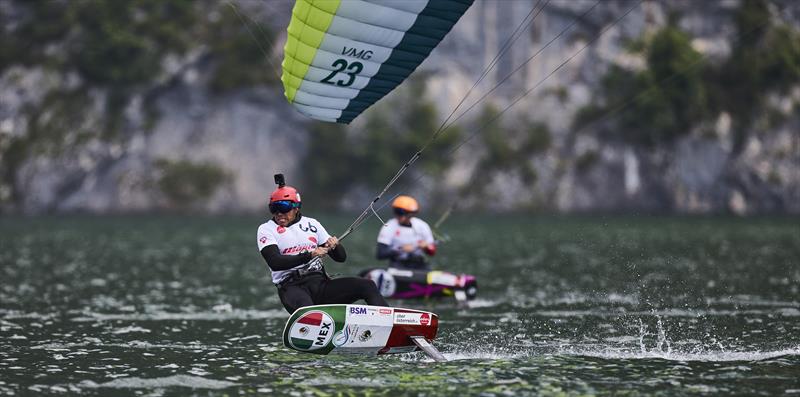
[1,0,798,215]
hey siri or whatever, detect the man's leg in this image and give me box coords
[277,284,315,313]
[318,277,389,307]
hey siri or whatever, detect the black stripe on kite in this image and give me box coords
[337,0,474,124]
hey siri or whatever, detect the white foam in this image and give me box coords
[531,308,797,318]
[398,349,523,362]
[111,326,151,334]
[1,311,57,320]
[71,309,286,322]
[0,319,22,331]
[31,340,219,351]
[704,296,800,308]
[78,375,238,389]
[465,299,501,308]
[442,351,521,361]
[560,347,800,362]
[306,376,396,387]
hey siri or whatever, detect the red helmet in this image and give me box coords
[270,186,301,203]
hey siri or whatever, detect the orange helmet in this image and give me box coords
[392,195,419,213]
[270,186,301,203]
[270,173,301,203]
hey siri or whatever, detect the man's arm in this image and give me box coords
[327,243,346,262]
[420,222,437,256]
[260,245,313,271]
[376,243,397,260]
[423,242,437,256]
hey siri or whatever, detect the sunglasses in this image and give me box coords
[269,200,300,214]
[393,208,416,216]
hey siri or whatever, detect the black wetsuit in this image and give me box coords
[376,242,429,270]
[260,217,388,313]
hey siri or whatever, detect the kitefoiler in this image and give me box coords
[365,195,478,304]
[282,304,446,361]
[275,0,476,361]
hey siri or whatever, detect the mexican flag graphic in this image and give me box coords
[288,311,335,351]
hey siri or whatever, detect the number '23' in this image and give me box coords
[320,59,363,87]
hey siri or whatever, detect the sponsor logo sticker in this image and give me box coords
[288,311,335,351]
[308,236,317,244]
[259,236,268,244]
[349,307,367,315]
[366,269,396,297]
[277,226,286,234]
[332,324,357,348]
[358,330,372,342]
[394,312,423,325]
[379,308,393,315]
[281,243,317,254]
[420,312,430,326]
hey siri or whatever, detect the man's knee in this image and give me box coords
[357,278,381,295]
[279,288,312,313]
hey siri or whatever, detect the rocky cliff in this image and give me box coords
[1,0,798,214]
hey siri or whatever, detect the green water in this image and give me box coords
[1,215,798,396]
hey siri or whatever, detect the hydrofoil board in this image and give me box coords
[282,304,446,361]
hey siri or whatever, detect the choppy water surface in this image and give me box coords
[1,215,798,396]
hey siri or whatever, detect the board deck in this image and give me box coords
[282,304,442,359]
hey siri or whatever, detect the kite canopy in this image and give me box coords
[281,0,473,124]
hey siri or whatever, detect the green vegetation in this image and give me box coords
[2,0,278,92]
[711,0,800,150]
[1,89,93,203]
[302,121,354,204]
[575,22,708,147]
[576,0,800,151]
[208,6,278,92]
[465,105,552,197]
[304,77,461,206]
[155,159,229,207]
[0,0,278,207]
[3,0,195,86]
[575,150,599,174]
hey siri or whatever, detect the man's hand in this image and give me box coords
[311,246,329,258]
[400,243,416,253]
[325,237,339,249]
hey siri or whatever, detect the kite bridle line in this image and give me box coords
[338,0,606,242]
[389,0,792,225]
[226,1,282,82]
[236,0,635,243]
[228,0,552,241]
[336,0,554,241]
[441,0,603,130]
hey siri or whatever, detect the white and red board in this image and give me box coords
[282,304,439,356]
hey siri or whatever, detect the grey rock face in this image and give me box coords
[1,0,798,214]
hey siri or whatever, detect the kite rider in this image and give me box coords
[258,174,388,313]
[375,195,437,270]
